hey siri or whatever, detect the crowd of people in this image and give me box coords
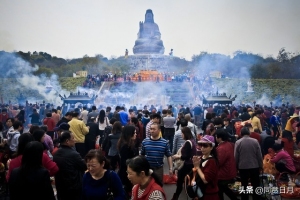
[0,102,299,199]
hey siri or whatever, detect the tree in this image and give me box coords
[277,48,291,63]
[33,66,53,77]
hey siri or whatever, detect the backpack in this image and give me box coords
[102,133,111,151]
[104,125,112,138]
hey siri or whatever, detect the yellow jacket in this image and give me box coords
[68,118,89,143]
[251,116,262,133]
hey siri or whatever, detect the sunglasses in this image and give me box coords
[198,143,211,148]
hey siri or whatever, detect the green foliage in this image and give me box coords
[12,49,300,79]
[33,66,53,77]
[58,77,86,91]
[211,78,300,104]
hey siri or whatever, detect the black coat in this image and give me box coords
[53,145,87,199]
[9,167,55,200]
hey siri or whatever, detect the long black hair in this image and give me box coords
[98,110,106,124]
[16,133,34,156]
[20,141,44,176]
[117,125,136,151]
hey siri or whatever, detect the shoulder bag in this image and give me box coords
[173,140,192,170]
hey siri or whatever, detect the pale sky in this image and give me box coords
[1,0,300,60]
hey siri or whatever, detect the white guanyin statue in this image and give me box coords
[246,80,254,92]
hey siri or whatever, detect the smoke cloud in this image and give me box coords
[0,51,68,105]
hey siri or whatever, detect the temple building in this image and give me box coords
[133,9,165,54]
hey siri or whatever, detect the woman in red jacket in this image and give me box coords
[216,129,238,200]
[127,155,166,200]
[192,135,219,200]
[6,132,59,181]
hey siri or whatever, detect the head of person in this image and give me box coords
[64,112,73,121]
[162,109,168,115]
[13,121,23,131]
[109,117,117,125]
[215,129,229,143]
[272,143,283,153]
[60,131,75,147]
[130,117,138,126]
[180,119,188,128]
[252,110,262,118]
[98,109,106,123]
[115,106,121,112]
[149,123,161,138]
[241,126,251,136]
[205,113,212,120]
[46,112,52,118]
[126,155,163,187]
[223,118,230,126]
[143,110,150,117]
[92,106,97,111]
[117,125,136,151]
[213,117,223,127]
[177,112,184,120]
[184,114,192,122]
[282,130,293,142]
[181,127,194,140]
[6,118,15,128]
[72,111,80,118]
[211,112,216,119]
[112,121,122,134]
[151,113,161,123]
[289,114,299,123]
[53,123,70,137]
[85,149,111,178]
[21,141,44,172]
[16,133,35,156]
[39,125,48,133]
[129,108,134,114]
[198,135,217,158]
[29,125,40,134]
[167,109,172,116]
[32,129,46,143]
[106,106,111,112]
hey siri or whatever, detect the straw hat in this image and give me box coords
[290,113,299,118]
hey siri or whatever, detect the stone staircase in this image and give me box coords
[98,81,194,106]
[164,81,194,105]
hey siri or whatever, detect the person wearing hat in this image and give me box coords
[53,123,70,138]
[56,112,73,127]
[234,127,263,200]
[285,113,299,133]
[192,135,219,200]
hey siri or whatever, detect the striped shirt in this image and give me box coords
[140,137,172,168]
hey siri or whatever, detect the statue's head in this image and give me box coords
[145,9,154,23]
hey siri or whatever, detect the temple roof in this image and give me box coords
[59,93,97,104]
[202,92,237,105]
